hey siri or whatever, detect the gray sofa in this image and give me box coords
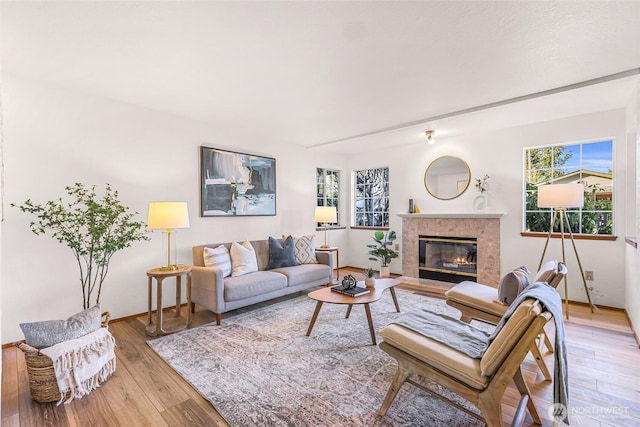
[191,239,333,325]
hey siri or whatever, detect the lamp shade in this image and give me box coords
[537,184,584,208]
[147,202,191,229]
[314,206,337,223]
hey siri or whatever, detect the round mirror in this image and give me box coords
[424,156,471,200]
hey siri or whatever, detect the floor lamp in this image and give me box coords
[537,183,596,319]
[147,202,191,271]
[314,206,337,248]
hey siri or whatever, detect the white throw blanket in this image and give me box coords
[40,327,116,405]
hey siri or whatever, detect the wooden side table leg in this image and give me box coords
[147,277,153,332]
[364,303,376,345]
[390,287,401,313]
[174,275,182,318]
[335,250,340,282]
[306,301,324,337]
[186,272,192,328]
[156,278,164,335]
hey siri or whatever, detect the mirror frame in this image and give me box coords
[423,155,471,200]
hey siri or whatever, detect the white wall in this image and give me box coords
[0,75,346,343]
[346,109,628,311]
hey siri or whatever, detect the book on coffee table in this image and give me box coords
[330,285,370,297]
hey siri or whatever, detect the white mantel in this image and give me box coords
[397,213,505,219]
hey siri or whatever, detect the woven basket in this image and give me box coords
[16,312,111,403]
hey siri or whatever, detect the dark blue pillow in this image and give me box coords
[266,236,298,269]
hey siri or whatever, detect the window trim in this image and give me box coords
[316,167,340,227]
[353,166,390,228]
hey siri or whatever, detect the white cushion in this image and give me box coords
[293,235,318,264]
[203,245,232,277]
[230,240,259,277]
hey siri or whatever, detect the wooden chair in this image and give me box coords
[378,298,550,427]
[444,260,566,381]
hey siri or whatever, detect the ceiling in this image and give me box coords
[2,1,640,154]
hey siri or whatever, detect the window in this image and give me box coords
[524,139,613,235]
[316,168,340,226]
[354,167,390,227]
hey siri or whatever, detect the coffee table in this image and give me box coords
[305,278,401,345]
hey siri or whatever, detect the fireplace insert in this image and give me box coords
[419,235,478,283]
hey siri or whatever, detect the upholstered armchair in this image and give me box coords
[444,260,566,381]
[378,298,551,427]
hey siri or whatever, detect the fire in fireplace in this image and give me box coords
[419,235,478,283]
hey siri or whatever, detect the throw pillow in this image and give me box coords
[266,236,299,269]
[293,235,318,264]
[20,304,102,349]
[497,266,530,305]
[203,245,232,277]
[230,240,259,277]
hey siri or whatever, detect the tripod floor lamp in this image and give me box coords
[537,183,596,319]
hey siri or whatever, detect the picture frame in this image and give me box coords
[200,146,276,217]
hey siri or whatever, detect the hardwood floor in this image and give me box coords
[3,268,640,426]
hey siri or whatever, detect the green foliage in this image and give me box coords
[365,267,375,278]
[12,183,149,309]
[366,230,398,267]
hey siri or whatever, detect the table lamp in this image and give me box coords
[537,183,595,318]
[147,202,190,271]
[314,206,337,248]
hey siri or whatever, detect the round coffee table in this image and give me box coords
[305,278,401,345]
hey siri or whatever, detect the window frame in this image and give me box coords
[523,138,614,237]
[353,166,390,228]
[316,168,340,227]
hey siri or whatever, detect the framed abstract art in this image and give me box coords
[200,146,276,217]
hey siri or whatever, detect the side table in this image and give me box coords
[316,246,339,284]
[146,266,192,337]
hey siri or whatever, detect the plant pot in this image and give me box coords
[365,277,376,288]
[379,266,390,278]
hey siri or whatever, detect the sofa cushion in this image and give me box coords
[293,235,318,264]
[266,236,298,269]
[224,271,287,302]
[203,245,232,277]
[20,305,102,349]
[230,241,258,277]
[380,323,488,390]
[271,263,331,287]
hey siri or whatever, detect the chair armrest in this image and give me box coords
[315,251,334,271]
[191,266,226,314]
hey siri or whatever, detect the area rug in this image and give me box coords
[148,290,488,426]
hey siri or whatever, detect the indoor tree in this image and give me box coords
[12,183,149,309]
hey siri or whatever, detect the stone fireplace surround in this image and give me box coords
[399,213,503,290]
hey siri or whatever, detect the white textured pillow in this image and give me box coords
[294,235,318,264]
[203,245,232,277]
[230,240,258,277]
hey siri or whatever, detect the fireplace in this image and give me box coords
[400,213,503,288]
[419,236,478,283]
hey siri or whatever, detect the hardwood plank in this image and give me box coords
[1,347,19,418]
[17,370,70,426]
[161,398,216,426]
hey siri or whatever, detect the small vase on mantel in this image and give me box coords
[473,194,487,212]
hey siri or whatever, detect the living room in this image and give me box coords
[2,1,640,425]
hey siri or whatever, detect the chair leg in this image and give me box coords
[512,366,542,425]
[477,393,503,427]
[379,365,410,416]
[542,330,554,353]
[529,344,552,381]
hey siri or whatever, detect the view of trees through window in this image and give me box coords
[524,139,613,235]
[354,167,390,227]
[316,168,339,226]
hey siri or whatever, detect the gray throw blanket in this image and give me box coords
[391,281,569,424]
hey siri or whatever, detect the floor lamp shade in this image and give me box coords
[537,183,584,208]
[147,202,190,270]
[314,206,337,248]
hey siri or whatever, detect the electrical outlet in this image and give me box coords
[395,243,400,250]
[585,270,594,281]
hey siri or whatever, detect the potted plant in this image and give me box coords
[12,183,149,309]
[367,230,398,278]
[364,267,376,288]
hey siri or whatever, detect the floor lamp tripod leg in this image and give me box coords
[538,211,558,271]
[563,211,597,314]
